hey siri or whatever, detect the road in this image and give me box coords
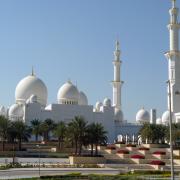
[0,168,121,179]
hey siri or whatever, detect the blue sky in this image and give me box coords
[0,0,178,122]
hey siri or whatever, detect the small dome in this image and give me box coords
[103,98,111,107]
[0,106,6,116]
[156,118,162,125]
[95,101,103,112]
[79,91,88,105]
[114,108,123,122]
[9,104,24,121]
[162,110,175,125]
[30,94,38,103]
[15,74,47,106]
[57,81,79,104]
[136,108,150,124]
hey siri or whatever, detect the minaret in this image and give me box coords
[165,0,180,113]
[112,40,123,110]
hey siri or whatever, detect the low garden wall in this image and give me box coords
[69,156,106,165]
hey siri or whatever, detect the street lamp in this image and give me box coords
[36,145,41,178]
[166,80,174,180]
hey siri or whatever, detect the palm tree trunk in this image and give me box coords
[58,137,60,150]
[18,138,21,151]
[95,144,98,156]
[2,140,5,151]
[35,134,38,142]
[79,142,82,155]
[91,143,93,156]
[75,140,78,155]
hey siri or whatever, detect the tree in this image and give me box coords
[12,120,31,151]
[40,119,55,141]
[31,119,41,141]
[86,123,96,156]
[165,123,180,145]
[68,116,87,155]
[140,123,167,144]
[53,121,66,150]
[0,116,11,151]
[92,123,107,156]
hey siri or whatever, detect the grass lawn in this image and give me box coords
[12,171,173,180]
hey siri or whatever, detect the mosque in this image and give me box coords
[0,0,179,143]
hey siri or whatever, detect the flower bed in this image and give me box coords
[153,151,166,155]
[126,144,136,147]
[150,160,165,165]
[116,142,125,144]
[117,150,129,154]
[138,147,149,151]
[131,154,145,159]
[106,145,116,150]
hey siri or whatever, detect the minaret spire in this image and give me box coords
[31,66,35,76]
[172,0,176,8]
[112,40,123,112]
[165,0,180,113]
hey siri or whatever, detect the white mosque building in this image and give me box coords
[0,0,179,143]
[6,40,128,143]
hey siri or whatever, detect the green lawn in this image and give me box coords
[12,171,173,180]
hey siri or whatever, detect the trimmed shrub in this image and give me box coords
[106,145,116,150]
[116,141,125,144]
[117,150,129,154]
[131,154,145,159]
[153,151,166,155]
[126,144,136,147]
[138,147,149,151]
[150,160,165,165]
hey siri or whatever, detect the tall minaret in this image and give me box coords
[112,40,123,110]
[165,0,180,113]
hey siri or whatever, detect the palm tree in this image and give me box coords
[39,122,49,142]
[53,121,66,150]
[11,120,31,151]
[140,123,167,144]
[68,116,87,155]
[44,119,56,141]
[31,119,41,142]
[86,123,96,156]
[0,116,11,151]
[93,123,107,156]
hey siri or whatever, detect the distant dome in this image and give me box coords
[162,110,175,125]
[9,104,24,121]
[156,118,162,125]
[57,81,79,105]
[114,108,123,122]
[95,101,103,112]
[79,91,88,105]
[15,74,47,106]
[0,106,6,116]
[136,108,150,124]
[103,98,111,107]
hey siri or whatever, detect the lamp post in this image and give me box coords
[36,145,40,178]
[167,80,174,180]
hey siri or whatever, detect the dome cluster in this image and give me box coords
[57,81,88,105]
[8,73,89,121]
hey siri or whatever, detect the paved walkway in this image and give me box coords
[0,157,69,165]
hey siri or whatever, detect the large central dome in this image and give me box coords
[15,74,48,106]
